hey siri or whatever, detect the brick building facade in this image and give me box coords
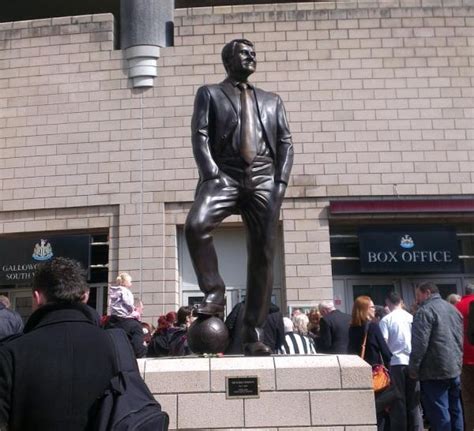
[1,0,473,323]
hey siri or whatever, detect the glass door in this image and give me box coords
[406,277,462,300]
[352,284,395,306]
[432,282,459,299]
[347,278,400,309]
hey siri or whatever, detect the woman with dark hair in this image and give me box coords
[348,296,392,431]
[167,306,195,356]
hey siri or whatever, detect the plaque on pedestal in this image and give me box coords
[226,376,259,399]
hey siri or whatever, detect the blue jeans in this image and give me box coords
[421,377,464,431]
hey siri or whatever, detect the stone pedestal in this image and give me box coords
[138,354,376,430]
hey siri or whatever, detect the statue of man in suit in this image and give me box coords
[185,39,294,356]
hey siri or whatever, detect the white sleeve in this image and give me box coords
[379,317,389,341]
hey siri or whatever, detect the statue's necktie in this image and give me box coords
[238,83,257,164]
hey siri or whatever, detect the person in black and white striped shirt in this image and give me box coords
[280,315,316,355]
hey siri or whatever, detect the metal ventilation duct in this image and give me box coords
[121,0,174,88]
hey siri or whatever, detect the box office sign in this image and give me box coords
[0,235,91,285]
[359,226,460,273]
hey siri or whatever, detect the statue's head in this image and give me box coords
[221,39,256,82]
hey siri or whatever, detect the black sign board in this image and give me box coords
[0,235,91,285]
[359,225,460,273]
[226,376,259,399]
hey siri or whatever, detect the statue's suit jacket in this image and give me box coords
[191,78,294,186]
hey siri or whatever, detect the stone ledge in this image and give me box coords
[144,356,210,393]
[337,355,373,389]
[275,354,341,390]
[140,354,375,430]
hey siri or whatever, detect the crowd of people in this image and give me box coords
[143,285,472,431]
[0,259,473,431]
[301,284,472,431]
[96,276,473,431]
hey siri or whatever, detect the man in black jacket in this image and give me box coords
[0,258,118,431]
[317,300,351,354]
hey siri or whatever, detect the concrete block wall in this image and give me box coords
[1,0,473,319]
[139,354,376,430]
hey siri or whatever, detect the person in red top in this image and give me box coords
[455,283,474,431]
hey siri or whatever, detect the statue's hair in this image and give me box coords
[221,39,254,72]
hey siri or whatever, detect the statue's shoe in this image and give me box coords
[195,302,225,316]
[243,341,272,356]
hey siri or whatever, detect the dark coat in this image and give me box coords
[147,329,172,357]
[0,303,24,343]
[147,326,191,357]
[191,78,294,186]
[0,303,117,431]
[225,301,285,354]
[263,307,285,353]
[348,321,392,367]
[317,309,351,354]
[167,326,191,356]
[104,315,147,358]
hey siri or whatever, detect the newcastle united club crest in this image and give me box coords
[32,239,54,261]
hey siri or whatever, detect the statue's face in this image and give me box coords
[227,42,256,81]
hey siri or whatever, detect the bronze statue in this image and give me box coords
[185,39,294,356]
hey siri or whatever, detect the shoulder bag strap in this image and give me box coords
[106,328,139,373]
[360,323,369,360]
